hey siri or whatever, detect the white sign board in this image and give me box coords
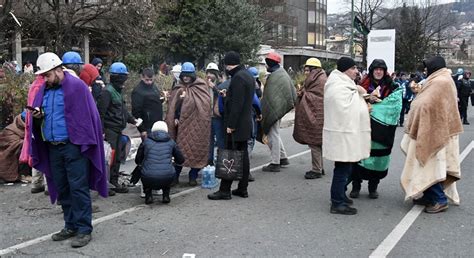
[367,29,396,73]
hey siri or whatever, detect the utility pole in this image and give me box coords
[350,0,355,58]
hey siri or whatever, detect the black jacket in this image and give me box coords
[135,131,185,180]
[97,84,135,132]
[224,65,254,142]
[131,81,163,132]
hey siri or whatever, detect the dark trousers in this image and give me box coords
[104,129,122,184]
[174,166,201,180]
[208,117,225,164]
[330,162,352,207]
[423,182,448,205]
[351,176,380,193]
[49,142,92,234]
[459,96,469,121]
[219,137,250,193]
[141,176,172,197]
[399,99,410,125]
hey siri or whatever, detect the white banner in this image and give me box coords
[367,29,396,73]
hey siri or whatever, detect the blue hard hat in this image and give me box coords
[181,62,195,73]
[109,62,129,74]
[248,67,259,78]
[457,68,464,75]
[62,51,84,65]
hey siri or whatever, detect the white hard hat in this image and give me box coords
[35,52,62,75]
[171,64,182,73]
[206,62,219,71]
[151,121,168,132]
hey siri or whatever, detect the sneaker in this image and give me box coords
[349,189,360,198]
[280,158,290,166]
[112,183,129,193]
[463,120,470,125]
[31,186,45,194]
[189,179,198,187]
[424,202,448,213]
[304,171,322,179]
[44,190,49,196]
[248,173,255,182]
[369,191,379,199]
[51,228,77,241]
[262,164,281,172]
[330,205,357,215]
[231,189,248,198]
[71,233,91,248]
[162,195,170,204]
[207,191,231,200]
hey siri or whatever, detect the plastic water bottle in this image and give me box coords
[202,165,217,189]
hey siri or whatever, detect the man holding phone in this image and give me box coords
[29,52,107,247]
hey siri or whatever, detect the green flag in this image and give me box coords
[353,16,370,35]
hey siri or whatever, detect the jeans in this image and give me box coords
[423,183,448,205]
[330,162,352,207]
[219,137,250,193]
[208,117,225,164]
[175,166,201,180]
[49,142,92,234]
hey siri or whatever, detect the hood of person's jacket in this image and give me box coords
[149,131,170,142]
[423,56,446,77]
[79,64,100,86]
[368,59,388,77]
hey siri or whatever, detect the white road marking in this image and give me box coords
[369,140,473,258]
[0,149,311,256]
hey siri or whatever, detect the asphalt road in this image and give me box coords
[0,113,472,257]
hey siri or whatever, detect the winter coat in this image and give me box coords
[293,68,327,146]
[322,69,371,162]
[457,78,472,98]
[261,67,297,134]
[165,77,211,168]
[223,65,255,142]
[97,84,135,133]
[135,131,184,181]
[131,81,164,132]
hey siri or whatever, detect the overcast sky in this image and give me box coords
[327,0,456,14]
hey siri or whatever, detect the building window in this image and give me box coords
[308,11,315,24]
[308,32,315,45]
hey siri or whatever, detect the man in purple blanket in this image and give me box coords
[29,52,107,248]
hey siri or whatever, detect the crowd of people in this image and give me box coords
[0,49,469,248]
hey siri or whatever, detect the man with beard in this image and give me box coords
[98,62,139,194]
[29,52,107,247]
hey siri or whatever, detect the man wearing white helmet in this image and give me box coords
[29,52,107,247]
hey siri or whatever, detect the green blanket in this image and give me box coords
[261,68,296,133]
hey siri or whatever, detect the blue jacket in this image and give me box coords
[135,131,185,180]
[41,86,69,142]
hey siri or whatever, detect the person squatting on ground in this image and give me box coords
[349,59,402,199]
[208,51,255,200]
[401,56,463,214]
[293,57,327,179]
[29,52,108,247]
[260,52,296,172]
[98,62,140,194]
[323,57,371,215]
[135,121,185,205]
[165,62,211,187]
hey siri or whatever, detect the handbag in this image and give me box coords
[215,135,244,181]
[130,165,142,185]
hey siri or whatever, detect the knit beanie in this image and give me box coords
[337,57,356,72]
[223,51,241,65]
[151,121,168,132]
[91,57,103,66]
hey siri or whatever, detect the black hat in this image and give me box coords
[337,57,356,72]
[223,51,241,65]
